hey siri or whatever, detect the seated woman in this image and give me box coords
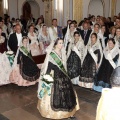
[0,51,14,86]
[67,31,85,85]
[0,27,7,53]
[28,25,42,56]
[37,38,79,119]
[96,66,120,120]
[38,24,50,54]
[93,38,119,92]
[10,36,40,86]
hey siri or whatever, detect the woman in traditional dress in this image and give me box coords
[100,25,109,46]
[10,36,40,86]
[96,66,120,120]
[0,27,7,53]
[114,27,120,48]
[35,18,43,31]
[93,38,119,92]
[108,26,116,39]
[67,31,85,85]
[28,25,42,56]
[64,22,77,50]
[37,38,79,119]
[38,24,50,54]
[0,51,14,86]
[88,23,105,50]
[79,33,102,89]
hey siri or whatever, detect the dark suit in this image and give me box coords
[80,29,92,46]
[62,27,67,39]
[8,32,26,53]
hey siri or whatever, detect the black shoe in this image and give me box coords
[68,116,77,120]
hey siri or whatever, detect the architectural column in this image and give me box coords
[44,1,52,26]
[0,0,4,17]
[73,0,83,24]
[111,0,116,18]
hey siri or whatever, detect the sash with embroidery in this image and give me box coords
[20,46,34,61]
[51,26,58,38]
[50,52,70,79]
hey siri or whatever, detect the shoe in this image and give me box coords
[68,116,77,120]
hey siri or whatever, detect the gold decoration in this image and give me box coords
[73,0,83,25]
[44,1,52,26]
[111,0,116,18]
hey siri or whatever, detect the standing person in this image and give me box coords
[80,22,92,46]
[79,33,102,89]
[8,24,26,53]
[67,31,85,85]
[35,18,43,31]
[108,26,116,39]
[37,38,79,119]
[89,23,105,50]
[10,36,40,86]
[114,27,120,48]
[38,24,50,54]
[96,66,120,120]
[62,20,72,39]
[28,25,42,56]
[93,38,119,92]
[48,19,63,40]
[64,22,77,50]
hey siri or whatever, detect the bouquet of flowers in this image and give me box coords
[41,74,54,84]
[6,51,14,55]
[5,51,14,66]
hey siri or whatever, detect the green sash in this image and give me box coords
[20,46,34,61]
[50,52,70,79]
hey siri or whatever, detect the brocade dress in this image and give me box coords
[79,41,102,88]
[37,51,79,119]
[10,46,40,86]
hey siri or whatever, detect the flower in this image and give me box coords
[43,74,54,82]
[41,74,54,84]
[6,51,14,55]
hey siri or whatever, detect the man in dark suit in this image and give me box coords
[8,24,26,53]
[80,22,92,46]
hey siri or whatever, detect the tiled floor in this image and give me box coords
[0,84,101,120]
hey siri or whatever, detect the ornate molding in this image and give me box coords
[73,0,83,24]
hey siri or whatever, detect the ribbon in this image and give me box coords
[39,82,52,99]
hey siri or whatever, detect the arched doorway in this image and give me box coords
[23,2,31,21]
[88,0,104,16]
[22,0,40,21]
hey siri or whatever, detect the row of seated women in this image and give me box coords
[0,36,42,86]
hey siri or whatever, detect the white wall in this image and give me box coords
[116,0,120,15]
[8,0,44,19]
[104,0,110,17]
[83,0,110,18]
[29,1,40,19]
[83,0,90,18]
[88,0,103,16]
[8,0,18,18]
[18,0,44,18]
